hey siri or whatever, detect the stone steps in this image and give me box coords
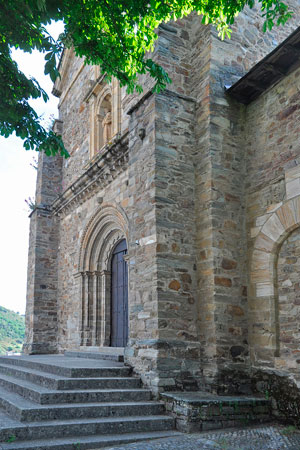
[0,356,130,378]
[65,349,124,362]
[0,355,176,449]
[0,373,150,404]
[0,362,141,390]
[0,386,163,421]
[0,430,181,450]
[1,413,174,440]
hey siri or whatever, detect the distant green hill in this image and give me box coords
[0,305,25,354]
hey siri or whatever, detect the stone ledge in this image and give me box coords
[161,392,269,406]
[161,392,271,433]
[51,131,129,216]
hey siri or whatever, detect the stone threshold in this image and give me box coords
[65,347,125,362]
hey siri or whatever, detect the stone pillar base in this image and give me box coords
[23,342,58,355]
[125,338,202,396]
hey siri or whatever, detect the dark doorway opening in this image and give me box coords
[110,239,128,347]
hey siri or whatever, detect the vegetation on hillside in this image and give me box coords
[0,305,25,355]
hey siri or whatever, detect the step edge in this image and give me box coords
[0,430,181,449]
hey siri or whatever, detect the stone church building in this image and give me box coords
[25,3,300,407]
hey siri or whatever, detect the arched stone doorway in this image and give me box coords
[77,204,129,348]
[250,196,300,367]
[277,227,300,376]
[111,239,128,347]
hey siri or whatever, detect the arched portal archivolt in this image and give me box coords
[77,204,129,346]
[250,196,300,366]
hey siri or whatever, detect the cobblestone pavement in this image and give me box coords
[103,425,300,450]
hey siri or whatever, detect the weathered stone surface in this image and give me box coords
[169,280,181,291]
[161,392,271,433]
[0,355,177,448]
[276,228,300,376]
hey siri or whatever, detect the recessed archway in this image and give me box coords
[250,196,300,366]
[77,204,129,347]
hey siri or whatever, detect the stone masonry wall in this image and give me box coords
[24,151,62,354]
[154,90,200,391]
[124,93,159,389]
[190,19,217,383]
[52,14,203,392]
[193,4,300,390]
[277,228,300,377]
[245,63,300,373]
[56,169,130,351]
[150,17,202,391]
[58,63,94,188]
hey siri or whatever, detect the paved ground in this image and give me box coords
[103,425,300,450]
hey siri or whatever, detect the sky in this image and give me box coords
[0,22,64,315]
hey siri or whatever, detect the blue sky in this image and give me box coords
[0,22,63,314]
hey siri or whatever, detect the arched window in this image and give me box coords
[88,76,121,159]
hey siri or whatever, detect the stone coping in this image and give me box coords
[161,392,267,405]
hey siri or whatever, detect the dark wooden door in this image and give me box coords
[111,239,128,347]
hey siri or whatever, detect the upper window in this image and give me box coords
[97,92,112,149]
[89,76,121,159]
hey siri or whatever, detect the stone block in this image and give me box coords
[261,213,285,243]
[256,214,269,227]
[276,201,297,230]
[151,377,176,387]
[286,178,300,200]
[202,421,223,431]
[292,196,300,224]
[254,233,274,253]
[255,282,274,298]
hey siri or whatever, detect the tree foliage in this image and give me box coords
[0,0,293,157]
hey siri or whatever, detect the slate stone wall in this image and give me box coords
[56,169,130,351]
[189,4,300,388]
[24,152,62,354]
[162,392,271,432]
[245,63,300,375]
[124,17,203,392]
[277,228,300,376]
[58,64,94,188]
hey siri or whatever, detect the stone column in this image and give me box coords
[101,270,111,346]
[82,271,89,345]
[92,271,102,346]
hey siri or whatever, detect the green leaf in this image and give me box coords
[0,0,293,158]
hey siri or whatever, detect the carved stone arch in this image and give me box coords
[95,85,112,113]
[95,229,125,272]
[77,204,129,347]
[79,203,129,271]
[250,196,300,366]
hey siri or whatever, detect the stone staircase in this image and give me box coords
[0,354,179,449]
